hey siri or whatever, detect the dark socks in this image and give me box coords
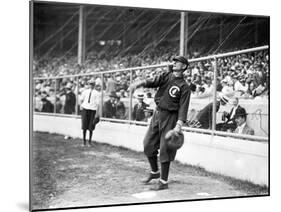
[83,130,87,145]
[148,156,158,172]
[160,162,170,182]
[89,130,93,144]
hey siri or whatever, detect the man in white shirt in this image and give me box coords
[80,79,101,146]
[234,107,254,135]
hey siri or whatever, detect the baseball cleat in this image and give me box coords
[150,181,168,191]
[141,172,160,184]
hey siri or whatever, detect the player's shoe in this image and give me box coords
[141,172,160,184]
[150,180,168,191]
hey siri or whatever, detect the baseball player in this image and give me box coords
[129,56,191,190]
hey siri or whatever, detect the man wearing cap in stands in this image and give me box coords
[234,107,254,135]
[103,91,118,118]
[80,79,101,147]
[132,93,149,121]
[64,83,76,114]
[129,55,191,190]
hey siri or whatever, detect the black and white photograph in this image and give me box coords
[28,0,271,211]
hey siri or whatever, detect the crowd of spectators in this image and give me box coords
[33,45,269,132]
[33,46,178,78]
[188,49,269,100]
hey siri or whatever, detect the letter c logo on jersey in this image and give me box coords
[169,86,180,98]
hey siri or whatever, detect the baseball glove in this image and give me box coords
[165,130,184,150]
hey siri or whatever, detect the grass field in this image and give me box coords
[31,132,268,210]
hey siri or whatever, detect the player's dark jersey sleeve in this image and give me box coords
[144,71,168,88]
[178,84,191,122]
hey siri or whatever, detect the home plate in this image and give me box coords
[196,192,211,196]
[132,191,157,199]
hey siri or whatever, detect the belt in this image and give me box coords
[156,106,177,113]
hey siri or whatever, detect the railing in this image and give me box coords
[33,45,269,142]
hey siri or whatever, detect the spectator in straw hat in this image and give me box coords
[132,93,149,121]
[80,79,101,146]
[234,107,254,135]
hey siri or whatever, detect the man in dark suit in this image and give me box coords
[216,97,242,132]
[103,91,118,118]
[41,91,54,113]
[132,94,149,121]
[64,84,76,114]
[115,95,126,119]
[234,107,254,135]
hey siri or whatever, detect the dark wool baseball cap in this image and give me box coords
[173,56,189,67]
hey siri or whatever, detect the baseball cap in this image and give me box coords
[173,56,189,67]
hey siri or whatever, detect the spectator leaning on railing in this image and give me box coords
[194,92,229,130]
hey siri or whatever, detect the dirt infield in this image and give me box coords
[31,132,268,210]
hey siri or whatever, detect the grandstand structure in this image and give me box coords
[30,3,270,209]
[32,1,269,139]
[33,2,269,68]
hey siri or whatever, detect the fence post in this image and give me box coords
[129,70,133,122]
[54,79,57,114]
[76,76,79,115]
[211,57,218,135]
[100,74,104,117]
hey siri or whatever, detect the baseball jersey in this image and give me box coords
[144,71,191,122]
